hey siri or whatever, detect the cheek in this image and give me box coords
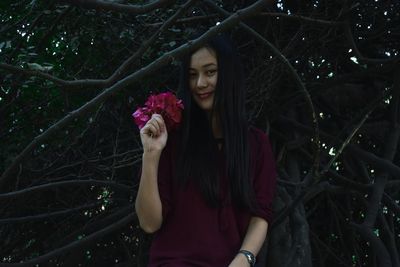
[189,80,196,92]
[211,75,218,87]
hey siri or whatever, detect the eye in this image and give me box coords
[189,72,197,78]
[206,69,217,76]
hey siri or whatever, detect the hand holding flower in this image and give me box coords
[133,92,184,154]
[132,92,184,132]
[140,114,168,154]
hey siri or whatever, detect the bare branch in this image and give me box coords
[0,212,136,266]
[0,63,106,88]
[383,194,400,218]
[377,213,400,266]
[0,179,131,200]
[146,12,345,27]
[146,14,220,27]
[351,223,392,267]
[362,90,400,227]
[348,145,400,179]
[0,0,197,89]
[0,0,273,190]
[0,201,101,224]
[107,0,198,84]
[260,12,345,25]
[60,0,174,15]
[320,88,389,176]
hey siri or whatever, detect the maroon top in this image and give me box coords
[145,126,277,267]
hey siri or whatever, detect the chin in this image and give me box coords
[195,100,213,112]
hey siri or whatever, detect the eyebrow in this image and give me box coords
[189,63,217,70]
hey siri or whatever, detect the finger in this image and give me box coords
[142,123,158,137]
[148,119,161,136]
[152,115,165,132]
[152,113,165,124]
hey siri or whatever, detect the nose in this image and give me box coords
[196,74,207,88]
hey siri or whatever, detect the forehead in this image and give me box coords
[189,47,217,69]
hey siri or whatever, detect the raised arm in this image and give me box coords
[135,114,168,233]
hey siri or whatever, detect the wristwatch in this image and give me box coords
[239,250,256,267]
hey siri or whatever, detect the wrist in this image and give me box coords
[235,253,250,266]
[142,150,162,160]
[238,250,256,267]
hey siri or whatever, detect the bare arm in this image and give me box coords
[135,152,163,233]
[135,114,167,233]
[229,216,269,267]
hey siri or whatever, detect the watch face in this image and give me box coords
[248,255,255,264]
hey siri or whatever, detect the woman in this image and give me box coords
[135,33,276,267]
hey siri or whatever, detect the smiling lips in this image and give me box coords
[198,91,213,99]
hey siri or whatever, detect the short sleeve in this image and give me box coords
[251,128,277,223]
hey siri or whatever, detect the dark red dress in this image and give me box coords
[145,126,277,267]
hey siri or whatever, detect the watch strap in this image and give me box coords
[239,249,256,267]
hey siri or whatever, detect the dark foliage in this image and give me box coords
[0,0,399,266]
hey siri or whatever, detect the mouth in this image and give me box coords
[197,91,214,99]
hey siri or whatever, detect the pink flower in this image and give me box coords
[132,92,184,131]
[132,107,151,129]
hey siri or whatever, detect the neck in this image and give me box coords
[210,113,223,139]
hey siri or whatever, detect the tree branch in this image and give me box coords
[0,201,102,224]
[0,213,136,266]
[146,12,345,27]
[377,212,400,266]
[0,0,273,190]
[260,12,345,25]
[106,0,198,85]
[0,0,197,89]
[0,62,106,87]
[59,0,174,15]
[348,145,400,179]
[382,193,400,218]
[0,179,131,200]
[350,222,392,267]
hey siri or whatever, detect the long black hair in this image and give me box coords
[176,33,256,211]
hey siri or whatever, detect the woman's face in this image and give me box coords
[189,47,218,113]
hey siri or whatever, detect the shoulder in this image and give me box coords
[248,125,270,144]
[248,125,274,159]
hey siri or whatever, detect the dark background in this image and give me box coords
[0,0,399,266]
